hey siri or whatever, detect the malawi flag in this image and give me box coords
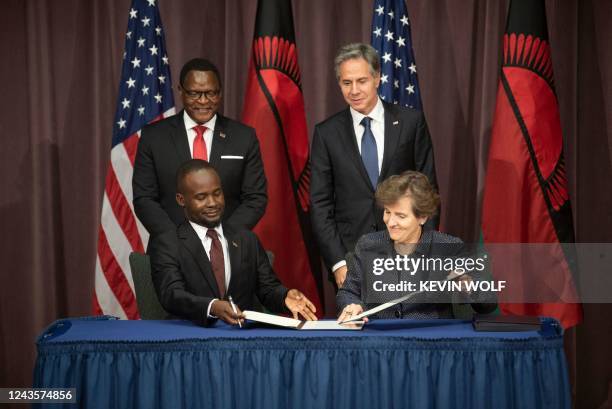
[241,0,322,315]
[481,0,582,328]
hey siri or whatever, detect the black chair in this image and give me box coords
[129,252,168,320]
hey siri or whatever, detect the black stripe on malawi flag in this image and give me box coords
[481,0,582,328]
[241,0,323,314]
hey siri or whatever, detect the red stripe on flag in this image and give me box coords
[105,165,145,253]
[92,292,103,315]
[122,133,140,166]
[97,228,140,319]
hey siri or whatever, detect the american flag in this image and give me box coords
[371,0,422,109]
[93,0,174,319]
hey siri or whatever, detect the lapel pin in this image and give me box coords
[393,121,399,126]
[232,241,238,248]
[220,132,226,139]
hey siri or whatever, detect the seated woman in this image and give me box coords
[337,171,496,322]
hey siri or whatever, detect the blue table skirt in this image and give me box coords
[34,317,570,409]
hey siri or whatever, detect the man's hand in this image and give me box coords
[210,300,245,326]
[337,303,368,323]
[284,289,318,321]
[333,265,348,288]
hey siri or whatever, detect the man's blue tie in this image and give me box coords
[360,116,379,188]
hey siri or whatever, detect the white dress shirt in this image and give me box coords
[333,98,386,274]
[184,111,216,158]
[189,221,231,317]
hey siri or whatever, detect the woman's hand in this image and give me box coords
[337,303,368,323]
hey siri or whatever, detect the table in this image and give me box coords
[34,316,570,409]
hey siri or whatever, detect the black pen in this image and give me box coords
[228,295,242,328]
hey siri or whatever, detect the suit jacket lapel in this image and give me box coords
[339,109,374,189]
[209,114,228,169]
[178,222,221,298]
[380,102,401,180]
[223,224,242,296]
[170,111,192,165]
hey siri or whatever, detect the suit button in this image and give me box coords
[395,310,401,318]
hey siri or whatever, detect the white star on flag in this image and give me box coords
[382,52,392,63]
[147,0,155,6]
[141,85,149,95]
[381,74,388,83]
[385,30,394,41]
[409,63,417,73]
[149,45,158,55]
[129,8,138,19]
[158,75,166,84]
[121,98,130,109]
[131,57,141,68]
[145,65,154,75]
[137,37,145,47]
[117,118,126,129]
[406,84,415,94]
[154,93,163,103]
[126,77,136,88]
[373,27,382,37]
[400,15,409,26]
[396,36,405,47]
[376,5,384,15]
[137,105,145,116]
[141,16,150,27]
[394,58,402,68]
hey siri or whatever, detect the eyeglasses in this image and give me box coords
[182,89,221,101]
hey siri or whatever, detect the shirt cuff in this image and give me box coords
[206,298,219,318]
[332,260,347,273]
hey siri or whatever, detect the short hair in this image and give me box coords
[176,159,217,193]
[334,43,381,80]
[375,171,440,218]
[179,58,222,88]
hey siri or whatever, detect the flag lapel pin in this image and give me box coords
[220,132,226,138]
[232,241,238,248]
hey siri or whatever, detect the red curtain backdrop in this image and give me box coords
[1,1,610,407]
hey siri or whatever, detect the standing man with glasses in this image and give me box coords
[133,58,267,236]
[310,43,438,289]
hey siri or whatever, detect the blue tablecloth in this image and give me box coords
[34,316,570,409]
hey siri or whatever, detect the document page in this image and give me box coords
[243,311,364,330]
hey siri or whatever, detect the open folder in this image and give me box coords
[243,311,365,330]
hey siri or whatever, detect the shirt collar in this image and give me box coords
[189,221,224,242]
[350,97,384,128]
[183,110,217,132]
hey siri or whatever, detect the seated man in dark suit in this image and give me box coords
[149,159,317,326]
[133,58,267,236]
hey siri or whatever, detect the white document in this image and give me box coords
[243,310,364,330]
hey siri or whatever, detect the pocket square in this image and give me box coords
[220,155,244,159]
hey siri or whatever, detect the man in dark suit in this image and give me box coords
[149,159,317,325]
[310,43,438,288]
[133,58,267,236]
